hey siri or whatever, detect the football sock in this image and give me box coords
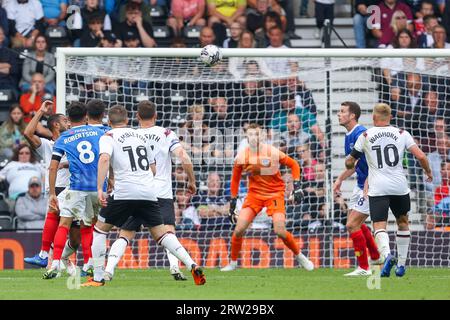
[350,229,369,270]
[52,225,69,262]
[41,212,59,254]
[281,231,300,256]
[166,248,180,271]
[231,234,243,261]
[157,232,196,271]
[360,224,380,260]
[81,226,94,265]
[105,237,128,275]
[92,227,108,282]
[61,240,77,260]
[396,230,411,267]
[374,229,391,258]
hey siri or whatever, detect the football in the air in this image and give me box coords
[199,44,222,66]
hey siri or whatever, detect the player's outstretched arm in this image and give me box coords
[228,163,243,224]
[48,159,60,211]
[333,167,356,194]
[24,100,53,149]
[408,145,433,182]
[97,153,110,207]
[172,146,196,194]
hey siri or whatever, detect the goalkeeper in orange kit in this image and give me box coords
[221,124,315,271]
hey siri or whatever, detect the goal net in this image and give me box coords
[57,48,450,269]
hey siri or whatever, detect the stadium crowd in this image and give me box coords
[0,0,449,231]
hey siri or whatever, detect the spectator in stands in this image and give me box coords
[122,30,142,47]
[223,22,242,48]
[286,75,318,115]
[353,0,379,48]
[80,13,106,47]
[0,26,19,99]
[0,144,43,201]
[255,10,284,47]
[371,0,413,48]
[207,0,247,28]
[443,0,450,42]
[192,172,229,218]
[412,90,446,140]
[428,161,450,230]
[0,105,27,160]
[280,113,310,158]
[41,0,68,27]
[174,188,201,230]
[99,30,121,47]
[427,135,450,192]
[314,0,335,39]
[14,176,47,229]
[70,0,112,42]
[270,91,324,150]
[198,26,216,47]
[264,26,297,77]
[19,73,56,122]
[296,143,318,181]
[20,35,56,94]
[113,2,156,48]
[300,162,327,230]
[417,15,439,48]
[118,0,152,24]
[414,1,435,37]
[167,0,206,37]
[0,5,10,47]
[5,0,46,48]
[390,72,426,132]
[178,104,211,161]
[247,0,286,34]
[431,24,450,48]
[208,96,235,129]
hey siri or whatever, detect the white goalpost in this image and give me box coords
[56,48,450,269]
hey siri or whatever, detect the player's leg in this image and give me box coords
[60,222,81,276]
[149,224,205,285]
[159,198,187,280]
[391,194,411,277]
[103,216,145,280]
[345,210,372,275]
[220,207,257,272]
[80,192,101,275]
[43,216,73,279]
[369,195,396,277]
[272,212,314,271]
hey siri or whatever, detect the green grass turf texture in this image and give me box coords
[0,268,449,300]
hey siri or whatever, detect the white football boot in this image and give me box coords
[344,267,372,277]
[220,261,238,272]
[296,253,315,271]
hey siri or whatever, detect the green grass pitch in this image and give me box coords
[0,268,449,300]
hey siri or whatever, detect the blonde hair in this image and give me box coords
[188,104,204,114]
[373,103,392,120]
[390,10,408,35]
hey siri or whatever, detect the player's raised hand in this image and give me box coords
[228,198,238,224]
[39,100,53,114]
[98,190,108,207]
[187,181,197,195]
[292,181,304,204]
[49,194,59,212]
[333,178,342,195]
[425,171,433,183]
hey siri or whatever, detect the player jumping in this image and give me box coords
[82,105,205,287]
[334,101,382,276]
[43,102,106,279]
[221,123,314,271]
[346,103,432,277]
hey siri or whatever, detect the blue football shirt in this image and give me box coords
[345,124,369,190]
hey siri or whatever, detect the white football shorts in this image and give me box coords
[59,190,100,226]
[348,186,370,215]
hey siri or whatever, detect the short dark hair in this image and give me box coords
[423,14,438,25]
[341,101,361,121]
[137,101,156,120]
[125,2,141,12]
[86,99,106,121]
[108,105,128,125]
[47,113,65,131]
[67,101,87,123]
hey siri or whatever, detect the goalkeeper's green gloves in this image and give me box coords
[228,197,238,224]
[292,181,304,204]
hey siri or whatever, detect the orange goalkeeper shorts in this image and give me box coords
[242,193,286,216]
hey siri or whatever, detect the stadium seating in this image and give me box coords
[0,216,12,230]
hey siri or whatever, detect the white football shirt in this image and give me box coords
[137,126,181,199]
[36,138,70,190]
[99,127,157,200]
[353,126,416,196]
